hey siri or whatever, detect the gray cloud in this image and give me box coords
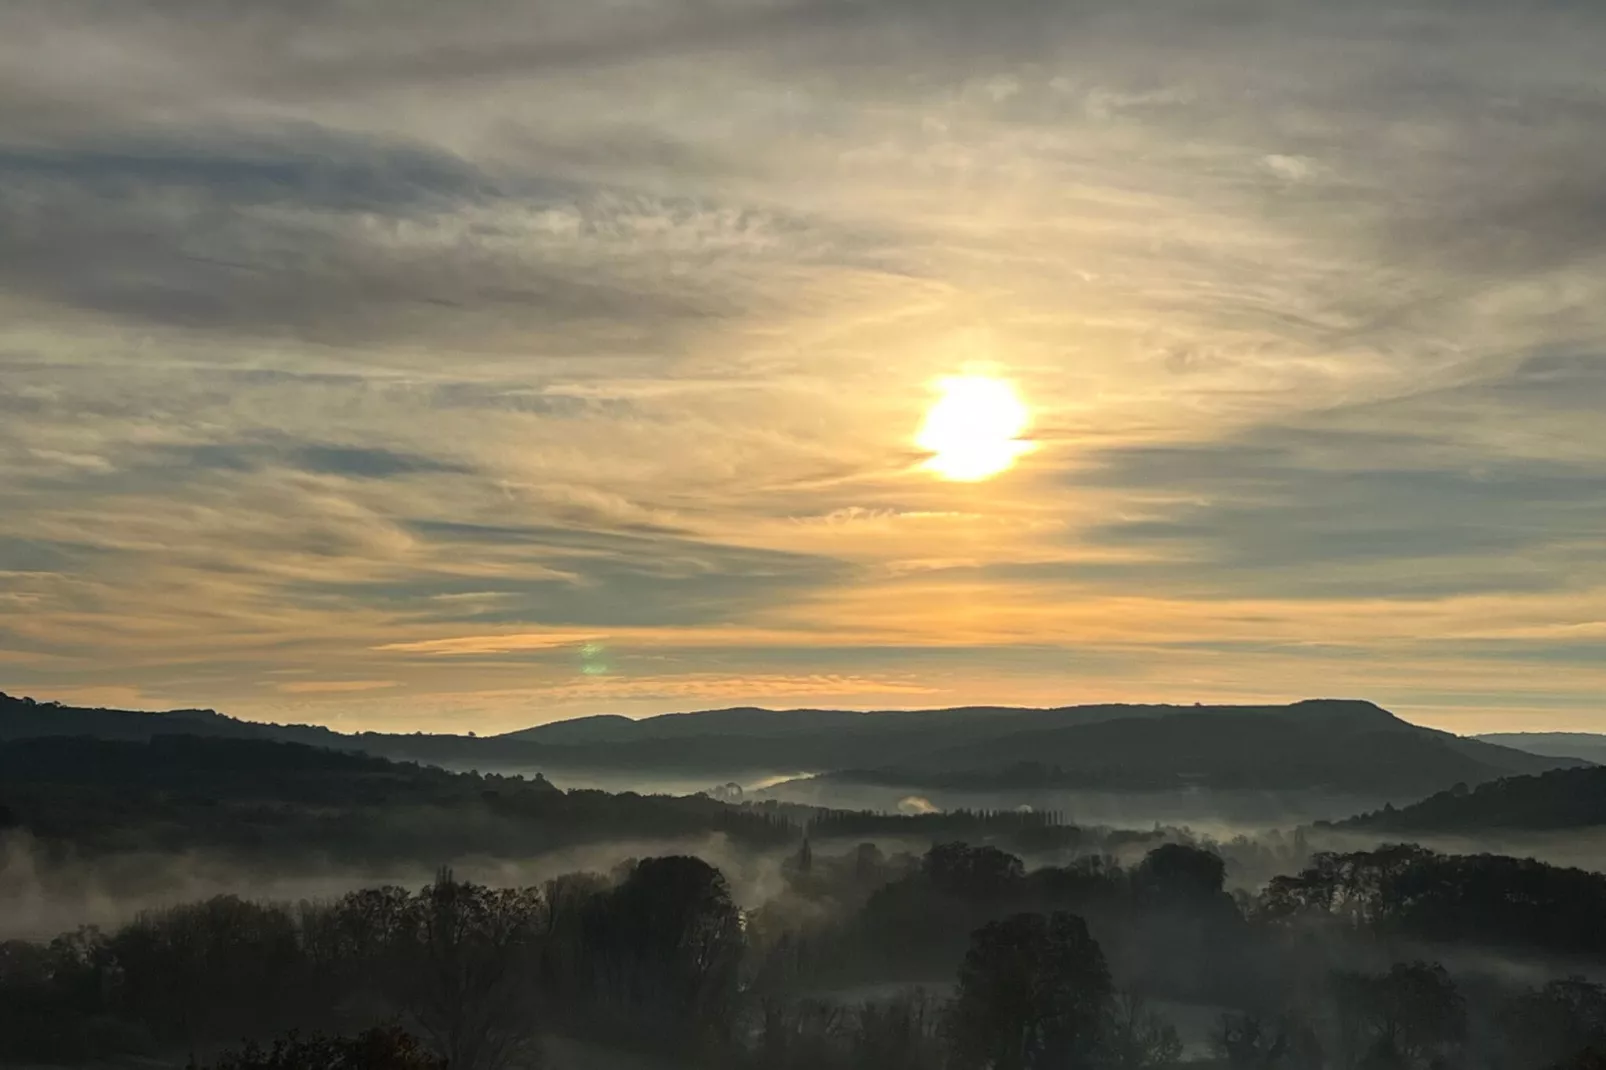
[0,536,97,574]
[2,0,1605,727]
[0,115,898,347]
[0,133,500,211]
[300,520,856,630]
[1074,353,1606,598]
[172,440,472,480]
[0,137,715,340]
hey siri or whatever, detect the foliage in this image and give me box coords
[392,870,545,1070]
[0,734,795,863]
[191,1026,446,1070]
[1212,1011,1324,1069]
[578,855,744,1053]
[947,911,1113,1070]
[1101,991,1183,1069]
[1332,962,1465,1070]
[1499,979,1606,1070]
[1131,843,1227,906]
[1341,766,1606,832]
[1260,844,1606,956]
[8,834,1606,1070]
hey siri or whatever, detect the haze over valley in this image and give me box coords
[4,0,1605,1065]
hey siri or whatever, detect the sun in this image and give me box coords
[916,375,1032,481]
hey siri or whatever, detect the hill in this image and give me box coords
[1,691,1581,799]
[796,701,1581,796]
[1336,765,1606,833]
[1476,732,1606,766]
[0,733,792,864]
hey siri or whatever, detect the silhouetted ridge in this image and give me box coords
[0,691,1579,797]
[1338,765,1606,831]
[0,733,798,863]
[1475,731,1606,765]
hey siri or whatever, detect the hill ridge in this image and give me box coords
[1,691,1579,798]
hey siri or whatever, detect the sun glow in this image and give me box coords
[916,375,1033,481]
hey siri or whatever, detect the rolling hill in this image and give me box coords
[1,691,1582,800]
[1337,765,1606,832]
[1476,732,1606,767]
[0,732,791,863]
[805,701,1583,795]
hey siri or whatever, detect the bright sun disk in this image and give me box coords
[916,375,1032,481]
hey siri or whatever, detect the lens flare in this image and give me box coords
[916,375,1032,481]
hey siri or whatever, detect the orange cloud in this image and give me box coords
[276,680,399,694]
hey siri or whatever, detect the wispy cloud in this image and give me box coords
[2,0,1604,731]
[276,679,398,694]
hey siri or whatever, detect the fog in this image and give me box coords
[464,761,1411,832]
[0,828,808,942]
[10,734,1606,1070]
[12,809,1606,1068]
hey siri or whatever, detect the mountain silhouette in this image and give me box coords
[1,692,1580,798]
[1476,732,1606,767]
[1337,764,1606,832]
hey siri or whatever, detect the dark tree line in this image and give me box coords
[1337,767,1606,833]
[0,735,795,864]
[9,840,1606,1069]
[0,859,741,1068]
[1259,844,1606,956]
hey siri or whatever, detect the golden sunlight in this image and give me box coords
[916,375,1033,481]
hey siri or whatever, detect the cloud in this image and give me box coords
[154,439,472,480]
[0,134,757,342]
[1,0,1604,731]
[318,520,858,629]
[276,680,398,694]
[1070,352,1606,600]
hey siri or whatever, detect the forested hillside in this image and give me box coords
[1337,766,1606,833]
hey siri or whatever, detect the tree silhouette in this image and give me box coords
[581,855,743,1052]
[1213,1011,1322,1069]
[1500,978,1606,1070]
[1333,962,1464,1070]
[924,842,1027,900]
[1101,991,1183,1069]
[190,1025,446,1070]
[1132,844,1226,906]
[394,869,544,1070]
[947,912,1112,1070]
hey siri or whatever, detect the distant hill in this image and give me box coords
[0,691,357,748]
[1,691,1581,799]
[804,701,1583,795]
[1476,732,1606,766]
[0,732,792,864]
[1337,765,1606,832]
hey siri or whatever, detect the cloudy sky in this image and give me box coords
[2,0,1604,734]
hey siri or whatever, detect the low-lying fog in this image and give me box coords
[461,763,1407,832]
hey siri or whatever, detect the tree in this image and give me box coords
[1132,845,1226,906]
[1213,1012,1321,1069]
[191,1025,446,1070]
[1333,963,1464,1070]
[924,843,1026,901]
[1101,991,1182,1069]
[311,885,415,1003]
[851,993,944,1070]
[947,912,1112,1070]
[1500,979,1606,1070]
[581,855,744,1051]
[394,870,544,1070]
[109,896,307,1047]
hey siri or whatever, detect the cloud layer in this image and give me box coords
[2,0,1604,732]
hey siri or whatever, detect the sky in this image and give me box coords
[2,0,1604,735]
